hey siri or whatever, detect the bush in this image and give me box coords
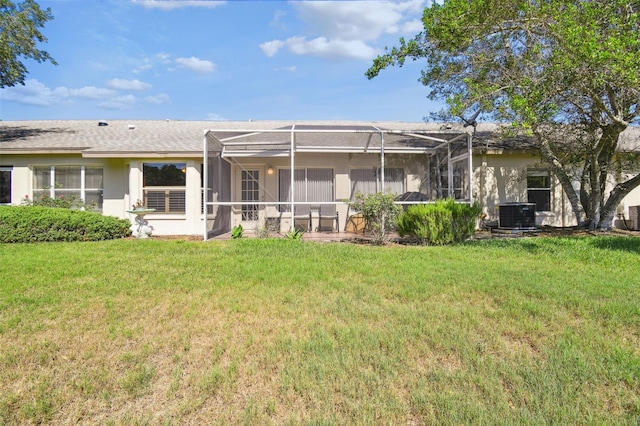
[347,192,402,245]
[0,206,132,243]
[396,199,481,245]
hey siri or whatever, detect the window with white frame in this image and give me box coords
[32,166,103,210]
[278,168,334,211]
[143,163,186,214]
[527,169,551,211]
[0,166,12,204]
[349,168,404,199]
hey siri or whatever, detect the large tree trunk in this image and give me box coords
[600,172,640,229]
[534,130,588,226]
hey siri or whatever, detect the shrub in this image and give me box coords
[396,199,481,245]
[21,192,94,210]
[0,206,132,243]
[231,224,244,239]
[347,192,402,245]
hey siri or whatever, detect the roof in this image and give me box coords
[1,120,638,157]
[0,120,471,157]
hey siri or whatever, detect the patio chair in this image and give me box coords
[293,204,312,232]
[316,204,339,232]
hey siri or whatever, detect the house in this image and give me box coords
[1,120,639,238]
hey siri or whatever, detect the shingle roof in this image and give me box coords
[1,120,638,155]
[0,120,471,155]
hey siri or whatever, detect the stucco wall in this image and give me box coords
[5,150,640,236]
[473,152,575,227]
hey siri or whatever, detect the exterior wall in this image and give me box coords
[127,159,203,236]
[473,152,575,227]
[0,154,128,218]
[6,149,639,235]
[229,152,430,232]
[0,154,205,236]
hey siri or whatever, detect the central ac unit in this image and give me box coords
[498,203,536,229]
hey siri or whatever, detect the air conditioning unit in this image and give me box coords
[498,203,536,229]
[628,205,640,230]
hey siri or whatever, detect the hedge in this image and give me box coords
[0,206,132,243]
[396,199,482,245]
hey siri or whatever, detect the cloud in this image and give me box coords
[106,78,152,91]
[0,79,166,111]
[275,66,297,72]
[131,0,225,10]
[144,93,171,104]
[206,112,228,121]
[287,36,378,61]
[174,57,216,73]
[98,94,138,110]
[260,40,285,58]
[1,79,116,106]
[262,0,425,61]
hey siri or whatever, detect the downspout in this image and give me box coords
[467,132,474,204]
[290,125,296,232]
[202,130,209,241]
[380,130,385,193]
[448,139,453,197]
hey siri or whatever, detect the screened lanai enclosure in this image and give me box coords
[202,125,472,239]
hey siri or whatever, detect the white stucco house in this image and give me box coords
[1,120,639,238]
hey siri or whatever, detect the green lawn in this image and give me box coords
[1,237,639,425]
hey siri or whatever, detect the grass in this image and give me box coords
[0,236,639,424]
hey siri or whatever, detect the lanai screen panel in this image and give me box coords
[203,125,472,238]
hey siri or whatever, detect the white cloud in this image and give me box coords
[144,93,171,104]
[99,94,138,110]
[174,57,216,73]
[260,40,285,58]
[1,79,116,106]
[402,19,424,33]
[287,36,378,61]
[262,0,425,61]
[0,79,167,112]
[106,78,152,91]
[206,112,228,121]
[275,66,297,72]
[131,0,225,10]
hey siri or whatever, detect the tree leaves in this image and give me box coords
[0,0,56,88]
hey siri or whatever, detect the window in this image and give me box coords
[278,168,334,211]
[32,166,103,210]
[143,163,186,213]
[349,168,404,199]
[0,167,12,204]
[527,170,551,211]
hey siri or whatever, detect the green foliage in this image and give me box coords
[0,0,57,88]
[396,199,481,245]
[347,192,402,245]
[21,192,94,210]
[367,0,640,229]
[284,229,304,240]
[231,224,244,239]
[0,206,131,243]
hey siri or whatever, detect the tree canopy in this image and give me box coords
[367,0,640,229]
[0,0,56,88]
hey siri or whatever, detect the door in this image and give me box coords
[239,168,261,228]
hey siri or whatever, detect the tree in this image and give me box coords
[0,0,56,88]
[367,0,640,229]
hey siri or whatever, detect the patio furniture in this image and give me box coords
[316,204,339,232]
[293,204,312,232]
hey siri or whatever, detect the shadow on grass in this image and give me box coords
[587,236,640,253]
[468,233,640,256]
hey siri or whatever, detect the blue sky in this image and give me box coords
[0,0,444,122]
